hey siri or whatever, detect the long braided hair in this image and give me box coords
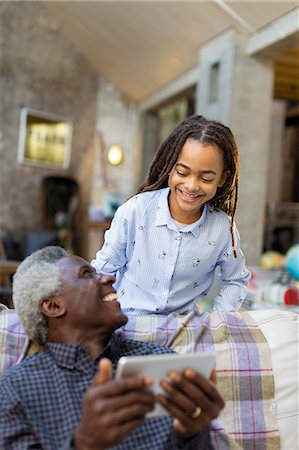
[137,115,240,256]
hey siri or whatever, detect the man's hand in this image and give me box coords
[73,358,155,449]
[157,368,224,438]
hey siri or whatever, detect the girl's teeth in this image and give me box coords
[182,192,198,198]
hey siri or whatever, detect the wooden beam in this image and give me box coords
[273,86,299,101]
[274,74,299,84]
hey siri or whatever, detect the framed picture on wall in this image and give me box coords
[17,107,73,169]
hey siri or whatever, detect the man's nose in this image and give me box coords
[97,273,116,285]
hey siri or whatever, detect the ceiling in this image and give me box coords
[42,1,298,102]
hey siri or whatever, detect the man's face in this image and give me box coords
[53,256,128,332]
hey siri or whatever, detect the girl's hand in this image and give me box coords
[157,367,224,438]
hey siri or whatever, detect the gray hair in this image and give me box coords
[13,246,68,344]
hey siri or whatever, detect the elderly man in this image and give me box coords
[0,246,224,450]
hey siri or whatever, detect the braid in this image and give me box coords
[137,123,191,193]
[137,115,240,256]
[229,184,238,258]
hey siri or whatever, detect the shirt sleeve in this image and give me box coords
[0,383,41,450]
[213,222,251,312]
[0,381,78,450]
[90,200,131,276]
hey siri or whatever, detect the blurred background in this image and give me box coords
[0,1,298,308]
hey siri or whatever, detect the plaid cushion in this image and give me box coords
[0,304,28,376]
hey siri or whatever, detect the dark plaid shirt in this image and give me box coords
[0,333,212,450]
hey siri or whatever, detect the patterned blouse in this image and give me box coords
[91,188,250,314]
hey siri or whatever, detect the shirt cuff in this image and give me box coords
[176,426,213,449]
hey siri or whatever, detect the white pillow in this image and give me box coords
[248,309,299,450]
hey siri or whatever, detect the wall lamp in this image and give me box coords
[107,144,123,165]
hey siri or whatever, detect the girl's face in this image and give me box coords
[168,138,229,223]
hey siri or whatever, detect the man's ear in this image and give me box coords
[40,297,66,318]
[218,170,230,188]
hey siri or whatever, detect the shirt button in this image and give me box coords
[175,234,181,241]
[155,307,159,311]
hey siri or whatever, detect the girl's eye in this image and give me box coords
[176,170,187,177]
[202,178,214,183]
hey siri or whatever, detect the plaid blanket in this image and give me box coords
[0,304,27,375]
[120,309,280,450]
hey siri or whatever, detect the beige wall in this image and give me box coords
[88,78,140,260]
[93,78,139,200]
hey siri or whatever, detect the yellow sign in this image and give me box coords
[18,108,72,169]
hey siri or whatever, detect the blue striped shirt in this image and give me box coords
[91,188,250,314]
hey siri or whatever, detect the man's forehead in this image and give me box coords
[55,255,91,271]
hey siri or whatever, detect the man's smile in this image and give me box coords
[102,292,118,302]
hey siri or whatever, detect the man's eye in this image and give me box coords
[83,270,93,277]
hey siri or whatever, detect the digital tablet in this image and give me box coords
[116,352,215,417]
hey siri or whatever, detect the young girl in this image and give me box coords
[91,115,250,314]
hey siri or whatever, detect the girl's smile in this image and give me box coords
[168,139,229,224]
[175,187,206,209]
[176,188,204,202]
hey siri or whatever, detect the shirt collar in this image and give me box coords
[45,333,121,372]
[154,187,210,237]
[155,188,175,229]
